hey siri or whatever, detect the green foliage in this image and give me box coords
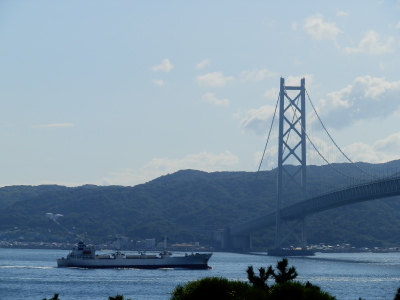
[272,258,298,284]
[1,161,400,247]
[170,277,267,300]
[37,283,400,299]
[171,259,335,300]
[246,258,297,290]
[268,281,336,300]
[42,293,60,300]
[246,265,274,290]
[109,295,131,300]
[394,288,400,300]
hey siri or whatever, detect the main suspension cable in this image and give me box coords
[305,89,377,178]
[257,94,279,172]
[284,92,357,180]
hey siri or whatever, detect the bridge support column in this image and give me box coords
[276,77,308,250]
[301,217,307,249]
[275,218,307,249]
[216,228,252,250]
[231,235,252,250]
[222,227,230,249]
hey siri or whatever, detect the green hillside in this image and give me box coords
[0,160,399,248]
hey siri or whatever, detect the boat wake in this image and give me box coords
[0,265,54,269]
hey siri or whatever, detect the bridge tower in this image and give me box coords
[275,77,307,249]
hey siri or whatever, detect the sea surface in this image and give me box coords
[0,248,399,300]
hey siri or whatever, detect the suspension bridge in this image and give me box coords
[218,78,400,252]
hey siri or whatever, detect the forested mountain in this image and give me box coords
[0,160,399,248]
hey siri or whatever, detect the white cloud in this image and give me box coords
[201,92,229,107]
[264,88,279,100]
[344,30,395,55]
[240,105,277,136]
[285,74,313,86]
[343,142,399,163]
[152,59,174,72]
[98,151,240,186]
[379,63,388,71]
[152,79,165,86]
[291,22,297,30]
[395,22,400,29]
[32,123,75,128]
[253,146,278,170]
[196,72,234,87]
[257,133,400,170]
[373,132,400,154]
[395,107,400,117]
[304,14,342,43]
[336,11,349,17]
[303,134,400,167]
[196,59,210,69]
[306,136,338,164]
[307,137,400,165]
[146,151,239,169]
[241,75,313,136]
[240,69,278,82]
[312,76,400,129]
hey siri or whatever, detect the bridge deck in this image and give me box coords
[230,177,400,236]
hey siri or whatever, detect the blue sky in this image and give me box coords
[0,0,399,187]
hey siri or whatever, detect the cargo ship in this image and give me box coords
[57,241,212,269]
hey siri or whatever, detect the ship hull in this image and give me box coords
[57,254,212,269]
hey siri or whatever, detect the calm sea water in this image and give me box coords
[0,248,399,300]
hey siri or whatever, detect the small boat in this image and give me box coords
[57,240,212,269]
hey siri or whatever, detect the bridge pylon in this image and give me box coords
[275,77,308,250]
